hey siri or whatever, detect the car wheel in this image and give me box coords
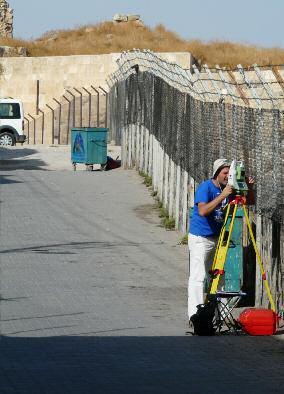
[0,132,15,146]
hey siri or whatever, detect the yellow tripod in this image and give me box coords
[208,195,276,312]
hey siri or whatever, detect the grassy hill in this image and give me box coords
[1,21,284,68]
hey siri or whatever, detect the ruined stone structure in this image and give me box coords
[0,0,13,38]
[113,14,144,27]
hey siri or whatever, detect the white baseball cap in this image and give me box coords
[212,158,230,178]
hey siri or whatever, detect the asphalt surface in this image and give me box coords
[0,145,283,394]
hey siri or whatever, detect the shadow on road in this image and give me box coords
[0,147,47,171]
[0,147,38,160]
[0,174,22,185]
[0,335,283,393]
[0,240,164,255]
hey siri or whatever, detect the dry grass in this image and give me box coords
[187,40,284,68]
[1,21,284,67]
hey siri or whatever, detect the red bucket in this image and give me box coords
[238,308,279,336]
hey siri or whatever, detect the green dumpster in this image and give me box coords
[71,127,108,170]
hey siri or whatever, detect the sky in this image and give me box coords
[9,0,284,48]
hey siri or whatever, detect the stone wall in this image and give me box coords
[0,51,192,146]
[0,45,27,57]
[0,52,193,114]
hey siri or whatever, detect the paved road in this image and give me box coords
[0,146,283,394]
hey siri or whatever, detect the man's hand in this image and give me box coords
[220,184,233,198]
[246,175,255,190]
[247,175,255,184]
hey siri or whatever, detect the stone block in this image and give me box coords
[0,46,27,57]
[113,14,128,22]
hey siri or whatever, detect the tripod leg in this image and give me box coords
[209,204,238,295]
[243,205,276,312]
[211,204,231,269]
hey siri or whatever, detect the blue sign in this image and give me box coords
[73,133,85,161]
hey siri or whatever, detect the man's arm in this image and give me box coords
[198,185,233,216]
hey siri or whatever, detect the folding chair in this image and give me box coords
[210,291,247,333]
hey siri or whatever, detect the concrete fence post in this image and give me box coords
[121,126,190,234]
[149,134,153,178]
[163,153,170,210]
[175,165,181,229]
[121,126,126,168]
[127,125,132,168]
[144,128,149,174]
[158,144,164,201]
[181,170,189,233]
[168,159,175,218]
[139,125,144,171]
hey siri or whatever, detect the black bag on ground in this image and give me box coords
[190,298,217,336]
[104,156,121,171]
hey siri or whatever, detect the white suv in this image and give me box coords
[0,98,26,146]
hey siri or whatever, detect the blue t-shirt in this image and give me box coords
[189,179,227,237]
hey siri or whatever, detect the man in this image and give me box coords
[187,158,233,322]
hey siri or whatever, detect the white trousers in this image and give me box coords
[187,233,217,319]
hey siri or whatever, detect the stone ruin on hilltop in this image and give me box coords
[0,1,27,57]
[113,14,144,27]
[0,0,13,38]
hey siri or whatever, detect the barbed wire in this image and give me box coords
[108,50,284,108]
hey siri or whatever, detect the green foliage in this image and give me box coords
[157,204,175,230]
[139,171,175,231]
[139,171,152,187]
[144,175,152,187]
[179,234,188,245]
[158,206,168,218]
[162,216,175,230]
[157,201,163,209]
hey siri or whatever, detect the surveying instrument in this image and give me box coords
[191,160,277,335]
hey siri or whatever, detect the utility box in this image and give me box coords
[71,127,108,170]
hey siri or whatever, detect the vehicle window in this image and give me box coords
[0,103,21,119]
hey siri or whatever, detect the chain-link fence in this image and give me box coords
[108,51,283,224]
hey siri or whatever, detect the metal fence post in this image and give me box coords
[74,87,83,127]
[36,80,40,115]
[99,86,108,128]
[91,85,100,127]
[46,104,55,145]
[28,113,36,145]
[24,116,30,144]
[66,89,76,127]
[82,87,92,127]
[38,108,45,144]
[53,98,62,144]
[63,95,71,144]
